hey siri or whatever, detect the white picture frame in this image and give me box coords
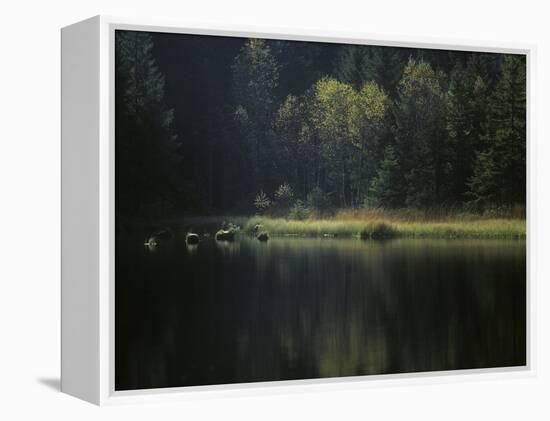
[61,15,535,405]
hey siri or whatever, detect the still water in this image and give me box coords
[115,233,526,390]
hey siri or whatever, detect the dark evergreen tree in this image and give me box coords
[335,45,408,95]
[361,46,409,96]
[468,55,526,207]
[113,32,526,215]
[232,39,280,196]
[272,40,339,95]
[334,45,370,89]
[115,31,179,220]
[392,59,450,207]
[446,58,490,202]
[369,145,404,207]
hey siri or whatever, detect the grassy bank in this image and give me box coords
[242,214,525,240]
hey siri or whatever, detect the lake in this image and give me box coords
[115,232,526,390]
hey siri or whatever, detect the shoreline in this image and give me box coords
[174,215,526,240]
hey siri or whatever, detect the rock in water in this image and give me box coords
[186,232,200,244]
[257,231,269,242]
[215,229,235,241]
[144,236,157,247]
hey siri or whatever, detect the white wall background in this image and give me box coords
[0,0,548,418]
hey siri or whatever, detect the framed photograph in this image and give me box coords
[61,16,532,405]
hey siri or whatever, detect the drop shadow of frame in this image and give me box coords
[37,377,60,392]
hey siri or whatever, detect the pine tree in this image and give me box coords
[393,59,450,208]
[334,45,369,89]
[361,46,408,96]
[115,31,179,218]
[369,145,404,207]
[446,59,489,202]
[232,39,280,195]
[335,45,407,95]
[468,55,526,207]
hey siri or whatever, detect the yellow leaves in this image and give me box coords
[358,81,390,121]
[245,38,270,65]
[399,58,441,95]
[276,94,298,123]
[315,77,355,103]
[275,77,390,155]
[312,77,389,148]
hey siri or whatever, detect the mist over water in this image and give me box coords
[115,235,526,391]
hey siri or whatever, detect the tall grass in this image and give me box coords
[334,204,526,222]
[244,211,525,240]
[170,207,525,240]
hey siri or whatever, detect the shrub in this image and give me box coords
[254,190,271,214]
[288,200,310,220]
[359,222,396,240]
[307,187,331,213]
[274,183,294,209]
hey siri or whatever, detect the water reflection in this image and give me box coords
[214,239,241,258]
[185,243,198,255]
[143,237,157,252]
[115,236,526,390]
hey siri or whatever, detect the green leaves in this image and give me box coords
[254,190,272,213]
[313,77,360,147]
[288,200,310,220]
[274,183,294,209]
[114,33,526,218]
[272,76,391,208]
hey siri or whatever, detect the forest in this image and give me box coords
[115,30,526,237]
[113,30,527,392]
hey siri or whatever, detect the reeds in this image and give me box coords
[243,212,525,239]
[179,207,526,240]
